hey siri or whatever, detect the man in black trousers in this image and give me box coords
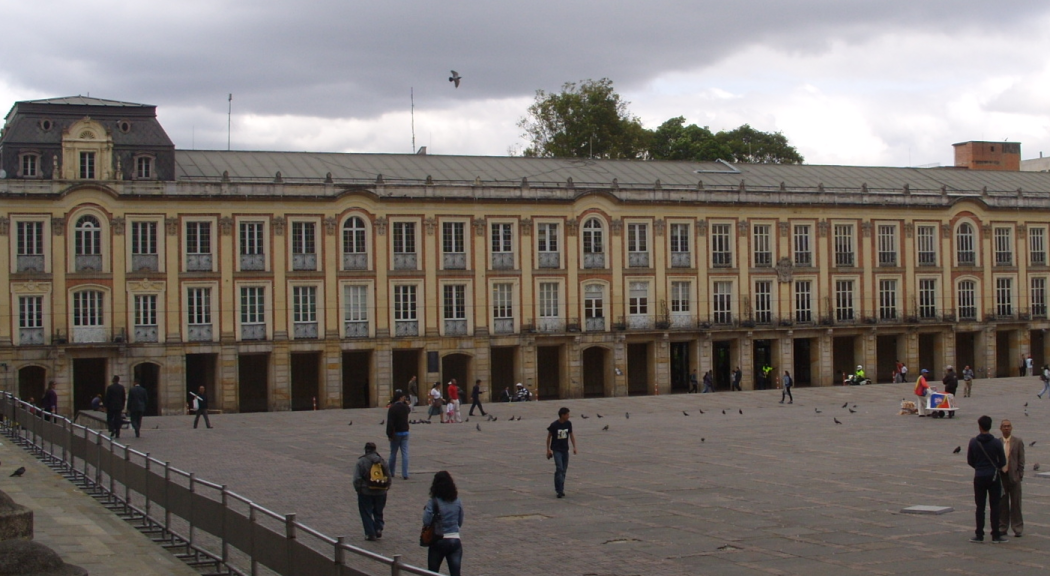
[127,378,149,438]
[469,379,487,417]
[967,415,1007,543]
[104,375,126,438]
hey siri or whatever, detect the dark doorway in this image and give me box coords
[238,354,269,413]
[343,351,371,408]
[832,336,855,384]
[583,347,607,397]
[753,339,772,389]
[185,354,217,408]
[876,335,898,383]
[490,347,516,401]
[1031,330,1045,370]
[17,366,46,406]
[670,342,690,393]
[627,343,649,395]
[955,332,976,376]
[392,350,420,401]
[919,334,937,376]
[133,362,161,416]
[793,339,812,385]
[713,340,732,390]
[441,353,471,395]
[996,331,1012,378]
[291,352,321,411]
[73,358,107,413]
[537,346,561,399]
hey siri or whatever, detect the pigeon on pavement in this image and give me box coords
[596,413,603,418]
[683,411,689,416]
[10,467,25,477]
[953,446,961,454]
[476,424,481,431]
[602,425,609,431]
[1030,441,1037,447]
[834,418,842,425]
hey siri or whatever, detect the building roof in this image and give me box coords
[18,96,154,108]
[174,149,1050,195]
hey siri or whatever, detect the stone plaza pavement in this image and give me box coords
[18,378,1050,576]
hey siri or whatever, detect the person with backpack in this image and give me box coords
[353,442,391,541]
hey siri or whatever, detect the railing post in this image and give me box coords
[144,455,152,519]
[249,506,258,576]
[95,432,103,487]
[220,485,228,564]
[124,448,131,507]
[391,554,403,576]
[335,536,346,576]
[164,462,172,532]
[188,473,196,546]
[285,513,297,576]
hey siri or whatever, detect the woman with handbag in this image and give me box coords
[421,471,463,576]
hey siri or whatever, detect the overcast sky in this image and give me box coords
[4,1,1050,167]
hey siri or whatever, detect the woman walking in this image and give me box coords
[1038,365,1050,399]
[423,471,464,576]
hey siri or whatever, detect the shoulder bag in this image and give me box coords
[419,498,443,547]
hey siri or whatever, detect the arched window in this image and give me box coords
[342,216,368,270]
[75,215,101,255]
[956,223,975,266]
[582,218,605,269]
[957,280,977,320]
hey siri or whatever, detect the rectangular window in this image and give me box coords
[995,277,1013,317]
[19,296,43,328]
[1031,228,1047,266]
[917,225,937,266]
[834,224,854,267]
[443,285,467,320]
[878,279,897,320]
[491,223,513,253]
[393,222,416,254]
[292,222,316,255]
[958,281,977,320]
[918,278,937,319]
[794,280,812,323]
[754,280,772,323]
[186,222,211,254]
[537,223,558,252]
[538,283,559,318]
[713,281,733,324]
[240,287,265,324]
[670,224,690,253]
[16,221,44,255]
[22,154,38,177]
[835,279,855,321]
[877,225,897,267]
[584,284,604,318]
[344,285,368,322]
[131,221,157,255]
[79,151,95,179]
[711,224,732,267]
[73,291,103,326]
[134,294,157,326]
[293,286,317,323]
[627,224,647,253]
[136,156,152,179]
[628,281,649,315]
[187,288,211,325]
[753,224,772,267]
[1032,277,1047,318]
[443,222,465,254]
[493,284,514,319]
[240,222,264,255]
[393,285,417,320]
[671,281,690,313]
[793,224,812,266]
[994,227,1013,266]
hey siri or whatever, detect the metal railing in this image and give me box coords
[0,393,439,576]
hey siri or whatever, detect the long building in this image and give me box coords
[1,96,1049,416]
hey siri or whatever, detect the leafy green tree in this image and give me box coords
[648,117,733,162]
[518,78,649,160]
[715,124,804,164]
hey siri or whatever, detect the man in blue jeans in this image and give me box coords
[967,415,1007,543]
[546,407,577,498]
[386,392,411,480]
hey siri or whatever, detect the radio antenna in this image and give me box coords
[411,87,416,153]
[227,93,233,151]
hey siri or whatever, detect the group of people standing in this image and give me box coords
[967,415,1026,543]
[687,367,744,393]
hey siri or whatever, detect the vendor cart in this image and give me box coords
[926,391,957,418]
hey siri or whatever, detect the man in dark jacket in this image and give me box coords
[104,375,126,438]
[41,381,59,420]
[386,392,411,480]
[967,415,1008,543]
[127,379,149,438]
[469,379,487,417]
[190,386,212,429]
[353,442,391,541]
[942,365,959,396]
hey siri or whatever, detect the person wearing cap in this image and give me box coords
[942,365,959,396]
[914,369,931,416]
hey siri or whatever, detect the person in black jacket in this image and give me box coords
[386,392,411,480]
[190,386,212,429]
[967,415,1008,543]
[468,379,486,417]
[353,442,391,541]
[104,375,126,438]
[127,378,149,438]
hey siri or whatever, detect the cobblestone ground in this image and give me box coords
[125,378,1049,576]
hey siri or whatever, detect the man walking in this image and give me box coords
[998,420,1025,538]
[41,381,58,420]
[546,407,577,498]
[701,371,713,393]
[386,391,411,480]
[190,386,213,429]
[732,367,742,391]
[447,378,462,423]
[104,375,126,438]
[688,369,699,393]
[468,379,487,417]
[353,442,391,541]
[127,378,149,438]
[779,370,793,404]
[967,415,1007,543]
[407,376,419,408]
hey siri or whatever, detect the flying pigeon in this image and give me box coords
[834,418,842,425]
[10,467,25,477]
[476,424,481,431]
[953,446,961,454]
[602,425,609,431]
[449,70,462,88]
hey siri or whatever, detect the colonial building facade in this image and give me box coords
[2,97,1049,415]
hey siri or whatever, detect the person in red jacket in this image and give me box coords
[915,369,931,417]
[447,379,462,423]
